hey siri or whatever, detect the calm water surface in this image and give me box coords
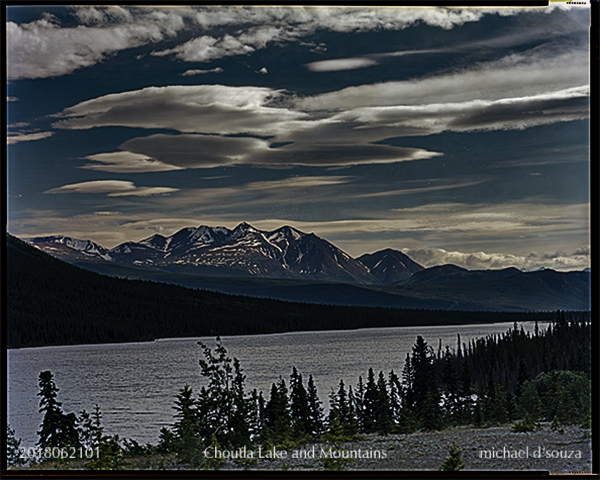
[7,322,544,447]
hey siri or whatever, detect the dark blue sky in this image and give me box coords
[6,5,591,270]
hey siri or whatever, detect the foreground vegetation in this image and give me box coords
[6,312,591,471]
[7,233,557,348]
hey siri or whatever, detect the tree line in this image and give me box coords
[7,233,556,348]
[7,310,591,470]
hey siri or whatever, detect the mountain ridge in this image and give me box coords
[25,223,414,284]
[10,227,591,312]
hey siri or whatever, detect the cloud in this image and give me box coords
[52,85,306,135]
[7,6,580,80]
[50,39,589,160]
[80,151,183,173]
[402,246,590,271]
[120,134,270,169]
[330,86,589,136]
[152,25,286,62]
[7,131,54,145]
[6,9,180,79]
[149,8,487,64]
[305,57,378,72]
[119,133,442,168]
[181,67,223,76]
[297,47,589,110]
[44,180,179,196]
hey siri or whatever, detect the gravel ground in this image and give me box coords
[216,424,592,473]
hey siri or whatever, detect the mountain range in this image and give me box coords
[26,223,423,285]
[23,222,590,312]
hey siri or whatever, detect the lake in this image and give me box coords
[7,321,545,448]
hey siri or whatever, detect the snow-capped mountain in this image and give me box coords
[25,223,400,284]
[25,235,112,262]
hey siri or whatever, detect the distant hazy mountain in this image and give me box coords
[396,264,522,285]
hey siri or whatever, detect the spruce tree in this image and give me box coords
[401,353,414,410]
[362,368,378,433]
[326,380,358,439]
[439,443,465,471]
[409,336,441,429]
[458,361,473,424]
[420,390,443,431]
[441,346,460,425]
[195,337,253,448]
[7,424,25,467]
[36,371,80,450]
[375,371,393,434]
[306,375,324,437]
[354,375,366,432]
[388,370,402,431]
[517,380,542,420]
[265,378,292,445]
[289,367,311,439]
[172,385,202,465]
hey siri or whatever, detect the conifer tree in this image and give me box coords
[362,368,378,433]
[458,361,473,424]
[36,371,80,450]
[439,444,465,471]
[306,374,324,437]
[289,367,311,439]
[401,353,414,410]
[388,370,402,431]
[6,424,25,467]
[172,385,202,465]
[408,336,441,429]
[354,375,366,432]
[77,404,103,448]
[375,371,393,434]
[441,346,460,425]
[517,380,542,420]
[265,378,292,445]
[326,380,358,439]
[420,390,443,431]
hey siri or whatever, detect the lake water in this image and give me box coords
[7,321,544,448]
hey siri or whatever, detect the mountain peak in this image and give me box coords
[358,248,424,284]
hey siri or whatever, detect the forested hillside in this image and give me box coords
[6,234,561,348]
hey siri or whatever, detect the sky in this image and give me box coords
[5,4,592,271]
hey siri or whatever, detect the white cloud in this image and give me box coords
[49,38,589,160]
[44,180,179,197]
[305,57,378,72]
[6,10,178,79]
[297,47,589,111]
[7,131,54,145]
[80,151,183,173]
[7,5,582,79]
[181,67,223,76]
[152,25,286,63]
[52,85,306,136]
[402,246,590,271]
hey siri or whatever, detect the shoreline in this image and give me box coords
[7,315,556,350]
